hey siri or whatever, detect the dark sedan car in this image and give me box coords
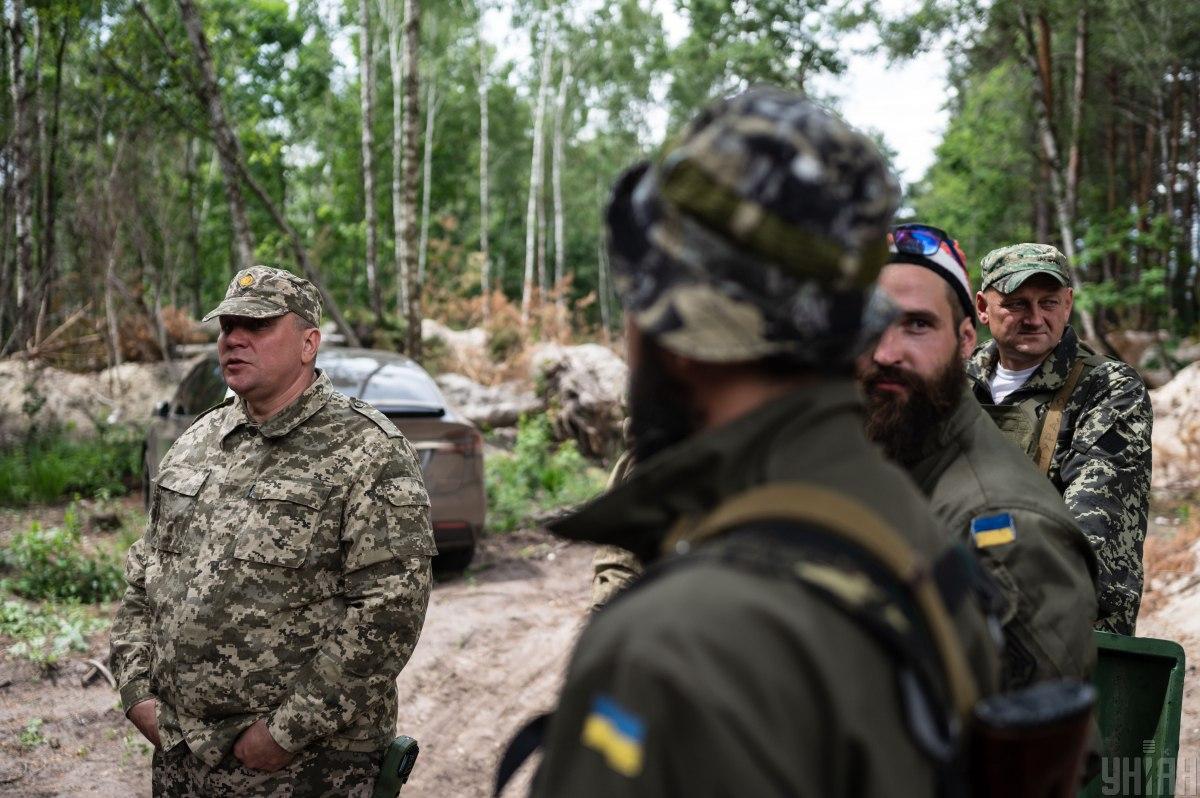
[144,347,484,570]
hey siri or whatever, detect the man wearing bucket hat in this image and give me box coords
[110,266,435,796]
[497,88,1002,798]
[968,244,1152,635]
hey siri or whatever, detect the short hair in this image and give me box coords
[292,313,318,332]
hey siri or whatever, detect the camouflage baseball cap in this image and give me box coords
[979,243,1071,294]
[606,86,901,365]
[202,265,322,328]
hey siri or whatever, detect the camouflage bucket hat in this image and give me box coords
[606,86,901,365]
[202,265,322,328]
[979,243,1071,294]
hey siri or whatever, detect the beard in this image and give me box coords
[627,338,702,464]
[861,355,965,464]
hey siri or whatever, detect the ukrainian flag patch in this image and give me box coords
[581,694,645,777]
[971,513,1016,548]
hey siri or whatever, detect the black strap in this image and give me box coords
[494,712,550,797]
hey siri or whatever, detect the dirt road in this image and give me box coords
[0,529,594,797]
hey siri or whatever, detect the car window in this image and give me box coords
[175,358,227,415]
[360,363,444,409]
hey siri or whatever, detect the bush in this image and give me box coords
[0,506,127,603]
[0,599,108,670]
[485,414,606,534]
[0,425,142,506]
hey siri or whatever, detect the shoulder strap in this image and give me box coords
[1032,359,1086,475]
[667,482,978,721]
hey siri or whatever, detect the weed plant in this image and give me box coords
[0,600,107,670]
[486,414,606,534]
[0,506,126,603]
[0,424,141,506]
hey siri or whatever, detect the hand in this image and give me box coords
[233,719,295,772]
[128,698,162,750]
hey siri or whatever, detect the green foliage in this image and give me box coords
[0,601,108,670]
[485,414,606,534]
[0,426,142,507]
[0,508,127,604]
[19,717,46,748]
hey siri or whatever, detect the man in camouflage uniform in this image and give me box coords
[859,224,1097,690]
[519,89,1001,797]
[968,244,1152,635]
[110,266,435,797]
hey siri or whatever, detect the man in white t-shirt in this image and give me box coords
[966,243,1152,635]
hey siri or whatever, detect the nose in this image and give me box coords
[220,323,248,349]
[872,325,905,367]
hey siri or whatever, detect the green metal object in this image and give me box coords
[1079,632,1186,797]
[372,736,420,798]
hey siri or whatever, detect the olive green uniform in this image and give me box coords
[533,385,1000,797]
[905,389,1098,690]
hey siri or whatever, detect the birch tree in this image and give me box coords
[477,20,491,322]
[4,0,34,354]
[379,0,409,313]
[417,78,437,286]
[551,52,571,313]
[359,0,382,324]
[521,14,553,325]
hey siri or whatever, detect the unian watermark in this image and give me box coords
[1100,739,1199,796]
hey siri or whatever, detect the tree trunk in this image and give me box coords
[359,0,382,324]
[184,137,205,317]
[597,236,610,340]
[521,15,553,325]
[34,18,66,347]
[401,0,421,359]
[1065,2,1087,223]
[552,53,571,313]
[417,78,436,287]
[1015,2,1097,342]
[5,0,35,354]
[176,0,255,273]
[478,28,491,323]
[380,0,408,316]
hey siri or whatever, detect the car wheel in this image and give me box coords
[434,546,475,573]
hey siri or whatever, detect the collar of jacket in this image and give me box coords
[220,369,333,441]
[967,325,1079,403]
[548,380,865,562]
[902,387,977,492]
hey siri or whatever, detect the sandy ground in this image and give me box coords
[0,510,594,798]
[1,496,1199,796]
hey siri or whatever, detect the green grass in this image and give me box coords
[0,600,108,670]
[485,414,607,534]
[0,425,142,506]
[0,505,127,603]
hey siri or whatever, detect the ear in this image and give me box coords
[957,316,977,361]
[301,327,321,365]
[974,290,990,326]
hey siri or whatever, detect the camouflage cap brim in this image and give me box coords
[201,296,291,323]
[985,265,1070,295]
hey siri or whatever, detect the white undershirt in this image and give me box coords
[989,362,1040,404]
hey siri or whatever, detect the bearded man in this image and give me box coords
[859,224,1098,689]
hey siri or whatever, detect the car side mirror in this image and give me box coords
[154,401,170,418]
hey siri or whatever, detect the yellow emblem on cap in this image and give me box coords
[238,274,254,287]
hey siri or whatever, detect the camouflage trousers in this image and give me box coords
[152,742,382,798]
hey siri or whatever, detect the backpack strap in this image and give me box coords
[1032,358,1086,475]
[664,482,979,720]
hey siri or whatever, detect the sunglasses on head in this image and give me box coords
[891,224,967,270]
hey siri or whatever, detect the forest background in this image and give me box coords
[1,0,1199,372]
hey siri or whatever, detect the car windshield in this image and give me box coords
[317,354,444,411]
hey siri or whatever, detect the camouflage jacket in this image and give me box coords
[109,371,435,767]
[967,326,1152,635]
[533,383,1000,797]
[904,391,1098,690]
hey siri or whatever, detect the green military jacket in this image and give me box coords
[967,326,1152,635]
[904,390,1098,690]
[109,371,435,767]
[533,382,1000,797]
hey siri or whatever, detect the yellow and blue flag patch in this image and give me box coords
[971,513,1016,548]
[581,694,645,777]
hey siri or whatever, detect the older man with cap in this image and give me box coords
[967,244,1152,636]
[110,266,435,797]
[499,89,1002,798]
[859,224,1097,690]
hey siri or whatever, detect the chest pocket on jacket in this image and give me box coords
[235,478,333,568]
[152,465,210,554]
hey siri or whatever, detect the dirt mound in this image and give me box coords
[0,357,200,445]
[1150,361,1200,493]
